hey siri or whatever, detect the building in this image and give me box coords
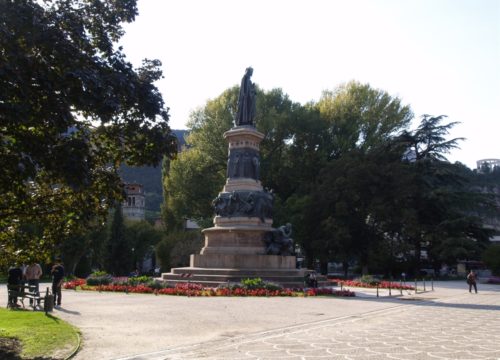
[477,159,500,173]
[122,183,146,221]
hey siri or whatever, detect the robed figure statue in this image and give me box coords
[235,67,256,126]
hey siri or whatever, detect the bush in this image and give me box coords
[357,275,381,285]
[127,275,151,286]
[147,279,172,290]
[221,278,285,291]
[86,271,113,286]
[241,277,265,289]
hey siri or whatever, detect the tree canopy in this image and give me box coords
[162,81,496,276]
[0,0,177,266]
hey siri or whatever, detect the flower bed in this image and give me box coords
[63,278,355,297]
[63,278,86,289]
[330,278,414,290]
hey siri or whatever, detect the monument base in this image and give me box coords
[162,254,327,288]
[161,266,321,288]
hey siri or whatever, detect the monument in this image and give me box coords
[162,68,322,287]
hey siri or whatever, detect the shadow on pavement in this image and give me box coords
[54,307,81,315]
[345,292,500,311]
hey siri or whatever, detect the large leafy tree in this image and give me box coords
[284,82,414,270]
[0,0,177,266]
[392,116,492,273]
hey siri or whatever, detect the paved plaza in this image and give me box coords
[2,281,499,359]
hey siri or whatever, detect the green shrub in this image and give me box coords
[239,278,283,290]
[241,277,265,289]
[147,279,172,290]
[127,275,151,286]
[90,270,108,277]
[358,275,381,285]
[86,272,113,286]
[263,282,283,291]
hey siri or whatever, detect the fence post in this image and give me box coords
[376,284,379,298]
[423,278,426,292]
[432,278,434,291]
[400,279,403,295]
[414,279,417,294]
[389,282,391,297]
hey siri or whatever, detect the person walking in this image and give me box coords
[25,261,43,306]
[467,270,478,293]
[51,258,65,307]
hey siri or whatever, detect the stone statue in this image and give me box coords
[252,155,260,181]
[235,67,256,126]
[264,223,294,256]
[212,190,274,221]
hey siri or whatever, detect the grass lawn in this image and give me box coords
[0,308,79,359]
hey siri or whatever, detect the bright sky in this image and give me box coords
[120,0,500,169]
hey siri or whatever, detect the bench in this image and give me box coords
[7,284,49,311]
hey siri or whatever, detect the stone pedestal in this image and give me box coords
[162,126,323,287]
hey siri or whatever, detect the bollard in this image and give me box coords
[389,283,391,297]
[400,280,403,295]
[340,282,343,291]
[414,279,417,294]
[376,284,379,298]
[432,278,434,291]
[44,287,54,314]
[423,278,426,291]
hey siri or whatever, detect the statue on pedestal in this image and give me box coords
[235,67,256,126]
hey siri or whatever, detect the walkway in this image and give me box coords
[2,281,499,359]
[119,288,500,360]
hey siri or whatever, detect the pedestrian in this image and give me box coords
[466,270,478,293]
[7,263,23,307]
[25,261,43,306]
[51,258,65,307]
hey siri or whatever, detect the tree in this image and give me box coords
[125,220,162,271]
[483,245,500,276]
[60,221,108,276]
[317,81,413,159]
[0,0,177,266]
[385,117,493,274]
[105,204,131,276]
[155,230,203,270]
[287,82,413,271]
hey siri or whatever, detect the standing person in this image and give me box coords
[7,263,23,307]
[467,270,478,293]
[25,261,43,306]
[51,258,65,307]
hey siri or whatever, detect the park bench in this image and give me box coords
[7,284,52,312]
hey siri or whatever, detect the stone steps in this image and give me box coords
[161,267,328,288]
[170,267,306,277]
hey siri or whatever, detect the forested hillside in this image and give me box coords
[120,130,188,214]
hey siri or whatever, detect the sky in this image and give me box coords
[120,0,500,169]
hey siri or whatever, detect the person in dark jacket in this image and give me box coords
[467,270,478,293]
[51,258,65,306]
[7,264,23,307]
